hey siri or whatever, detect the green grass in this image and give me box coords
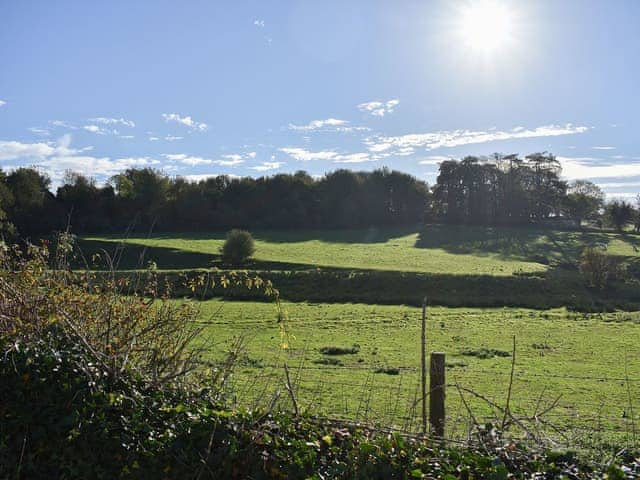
[83,225,639,275]
[194,298,640,445]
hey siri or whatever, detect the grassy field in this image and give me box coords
[84,225,640,275]
[79,225,640,444]
[195,298,640,445]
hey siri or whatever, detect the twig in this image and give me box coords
[284,363,299,417]
[501,335,516,430]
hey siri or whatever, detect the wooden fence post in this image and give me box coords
[421,297,427,434]
[429,352,446,438]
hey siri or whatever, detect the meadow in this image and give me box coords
[85,224,640,275]
[79,225,640,445]
[197,299,640,446]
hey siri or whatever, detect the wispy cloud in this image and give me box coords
[333,153,374,163]
[418,155,453,165]
[288,118,369,132]
[28,127,51,137]
[592,146,616,150]
[559,156,640,180]
[250,161,284,172]
[365,124,590,154]
[50,120,77,130]
[89,117,135,128]
[279,147,374,164]
[0,100,6,107]
[83,124,117,135]
[358,99,399,117]
[180,173,241,182]
[164,135,184,141]
[161,152,247,166]
[279,147,338,161]
[253,19,265,27]
[162,113,208,132]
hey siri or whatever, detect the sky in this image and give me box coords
[1,0,639,199]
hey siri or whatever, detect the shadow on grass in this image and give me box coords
[76,238,323,272]
[94,225,420,245]
[415,224,620,266]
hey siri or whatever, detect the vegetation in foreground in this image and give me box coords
[1,240,638,479]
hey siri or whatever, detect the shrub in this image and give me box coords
[579,247,623,289]
[319,345,360,355]
[221,229,255,265]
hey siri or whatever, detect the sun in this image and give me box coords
[457,1,514,54]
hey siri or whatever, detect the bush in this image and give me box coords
[579,247,624,289]
[221,229,255,265]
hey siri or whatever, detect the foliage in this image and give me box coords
[606,200,635,232]
[563,180,605,226]
[432,153,567,226]
[221,228,256,265]
[579,247,624,289]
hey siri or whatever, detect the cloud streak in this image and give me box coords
[162,113,208,131]
[365,124,590,154]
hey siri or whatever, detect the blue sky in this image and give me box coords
[1,0,639,198]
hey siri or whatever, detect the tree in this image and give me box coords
[564,180,604,227]
[606,200,634,232]
[221,229,256,265]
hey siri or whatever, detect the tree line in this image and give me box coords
[1,152,638,239]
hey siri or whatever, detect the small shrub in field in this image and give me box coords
[313,357,343,366]
[221,229,255,265]
[461,348,511,359]
[374,367,400,375]
[579,247,623,289]
[319,344,360,355]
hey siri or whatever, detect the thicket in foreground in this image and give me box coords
[1,239,637,478]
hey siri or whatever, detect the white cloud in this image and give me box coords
[180,173,241,182]
[83,124,115,135]
[250,161,284,171]
[0,136,159,183]
[288,118,350,131]
[164,135,184,141]
[253,19,265,27]
[0,100,6,107]
[247,151,257,159]
[559,156,640,180]
[161,153,213,166]
[162,113,208,131]
[119,135,135,140]
[592,146,616,150]
[333,153,374,163]
[50,120,77,130]
[358,98,399,117]
[161,153,246,166]
[279,147,338,161]
[149,136,160,141]
[28,127,51,136]
[365,124,590,154]
[418,155,453,165]
[89,117,135,128]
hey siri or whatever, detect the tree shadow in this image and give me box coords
[75,238,325,271]
[98,226,420,245]
[415,224,618,266]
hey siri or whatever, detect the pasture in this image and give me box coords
[85,225,640,274]
[196,299,640,446]
[80,225,640,444]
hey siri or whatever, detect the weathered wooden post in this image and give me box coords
[421,297,427,434]
[429,352,446,438]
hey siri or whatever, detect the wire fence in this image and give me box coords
[222,355,640,449]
